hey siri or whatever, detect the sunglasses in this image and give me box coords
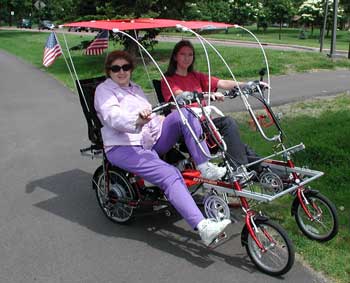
[109,64,132,73]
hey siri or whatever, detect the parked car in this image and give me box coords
[17,18,32,29]
[68,26,88,32]
[38,20,55,30]
[67,26,100,33]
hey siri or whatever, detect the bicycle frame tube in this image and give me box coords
[297,188,315,220]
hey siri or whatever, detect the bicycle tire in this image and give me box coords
[242,218,295,276]
[93,165,135,224]
[294,191,338,242]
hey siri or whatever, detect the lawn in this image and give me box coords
[0,29,349,94]
[167,25,350,51]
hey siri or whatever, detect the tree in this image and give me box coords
[256,2,269,31]
[339,0,349,29]
[268,0,294,39]
[298,0,323,35]
[229,0,259,25]
[93,0,195,55]
[1,0,32,25]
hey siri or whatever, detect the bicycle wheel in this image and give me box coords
[243,219,295,276]
[294,192,338,241]
[93,165,135,224]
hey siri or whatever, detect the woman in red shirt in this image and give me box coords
[161,40,259,167]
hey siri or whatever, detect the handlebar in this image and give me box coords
[151,101,175,113]
[222,81,283,143]
[223,81,268,99]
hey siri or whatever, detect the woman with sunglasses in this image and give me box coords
[94,50,231,246]
[161,40,267,168]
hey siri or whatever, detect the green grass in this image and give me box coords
[234,94,350,283]
[0,30,349,93]
[166,26,350,51]
[1,29,350,282]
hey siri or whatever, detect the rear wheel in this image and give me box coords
[93,165,135,224]
[244,219,295,276]
[294,192,338,241]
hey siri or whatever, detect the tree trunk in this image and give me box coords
[279,21,282,40]
[326,22,331,37]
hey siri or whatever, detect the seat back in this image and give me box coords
[152,79,165,103]
[152,79,171,116]
[76,76,106,147]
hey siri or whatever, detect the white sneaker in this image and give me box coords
[197,218,231,246]
[198,162,226,180]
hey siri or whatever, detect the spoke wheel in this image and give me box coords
[295,193,338,241]
[244,219,294,276]
[203,194,231,221]
[93,165,135,224]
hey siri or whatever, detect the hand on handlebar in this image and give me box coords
[136,108,152,127]
[224,80,270,98]
[257,81,270,90]
[176,91,195,105]
[175,91,204,106]
[206,92,225,102]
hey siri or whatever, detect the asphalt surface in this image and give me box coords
[213,69,350,113]
[0,49,345,283]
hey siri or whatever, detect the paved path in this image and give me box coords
[0,49,338,283]
[214,69,350,113]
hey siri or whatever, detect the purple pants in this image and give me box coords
[106,109,210,229]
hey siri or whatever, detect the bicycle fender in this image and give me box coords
[92,165,103,190]
[290,189,319,216]
[240,215,269,246]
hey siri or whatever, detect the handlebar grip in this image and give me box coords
[152,102,173,113]
[223,88,239,99]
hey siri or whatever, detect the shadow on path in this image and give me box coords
[25,169,271,276]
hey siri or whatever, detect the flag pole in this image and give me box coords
[61,32,93,116]
[54,32,76,91]
[132,29,153,92]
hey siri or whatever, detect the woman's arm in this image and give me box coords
[217,79,241,90]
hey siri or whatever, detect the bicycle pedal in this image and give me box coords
[153,204,168,211]
[208,232,227,248]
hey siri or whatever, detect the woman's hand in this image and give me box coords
[213,92,225,101]
[136,108,152,127]
[259,81,270,89]
[204,92,225,102]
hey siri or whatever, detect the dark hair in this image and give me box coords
[104,50,135,78]
[165,40,195,76]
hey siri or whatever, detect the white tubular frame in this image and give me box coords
[233,24,271,104]
[176,25,280,142]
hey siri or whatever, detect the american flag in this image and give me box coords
[43,32,62,67]
[85,30,109,55]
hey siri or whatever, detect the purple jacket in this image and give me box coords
[94,78,163,151]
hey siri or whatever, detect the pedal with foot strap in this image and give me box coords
[208,232,228,248]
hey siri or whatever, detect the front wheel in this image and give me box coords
[93,165,135,224]
[294,192,338,241]
[243,219,295,276]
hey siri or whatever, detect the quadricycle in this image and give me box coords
[60,18,338,276]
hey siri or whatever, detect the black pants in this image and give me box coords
[212,116,257,166]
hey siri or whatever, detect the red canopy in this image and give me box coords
[63,18,233,31]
